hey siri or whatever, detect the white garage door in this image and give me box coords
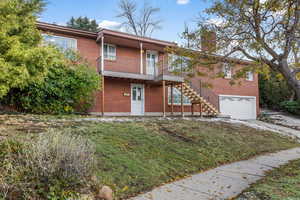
[219,95,257,120]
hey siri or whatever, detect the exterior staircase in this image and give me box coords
[175,83,219,116]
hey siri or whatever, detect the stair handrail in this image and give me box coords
[187,82,220,112]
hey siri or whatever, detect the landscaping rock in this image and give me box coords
[79,194,95,200]
[97,186,113,200]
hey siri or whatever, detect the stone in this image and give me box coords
[97,186,114,200]
[79,194,95,200]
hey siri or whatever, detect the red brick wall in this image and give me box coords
[104,45,141,74]
[90,78,198,114]
[42,31,100,71]
[42,31,259,115]
[190,64,260,115]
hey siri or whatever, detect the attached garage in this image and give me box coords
[219,95,257,120]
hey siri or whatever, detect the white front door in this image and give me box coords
[146,51,158,75]
[219,95,257,120]
[131,84,145,116]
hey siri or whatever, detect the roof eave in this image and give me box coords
[98,28,177,47]
[36,21,97,39]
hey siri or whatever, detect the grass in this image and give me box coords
[69,119,299,199]
[0,114,299,199]
[237,159,300,200]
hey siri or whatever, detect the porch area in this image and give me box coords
[93,76,219,117]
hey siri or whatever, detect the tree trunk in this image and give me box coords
[279,59,300,101]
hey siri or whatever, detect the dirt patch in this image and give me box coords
[159,126,195,143]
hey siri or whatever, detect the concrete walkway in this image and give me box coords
[129,148,300,200]
[244,120,300,140]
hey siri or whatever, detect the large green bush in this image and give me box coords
[0,0,63,98]
[280,101,300,115]
[0,0,101,114]
[259,72,293,110]
[2,51,101,114]
[0,131,97,199]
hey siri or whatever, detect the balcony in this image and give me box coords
[97,56,184,83]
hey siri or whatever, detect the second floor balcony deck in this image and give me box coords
[97,56,184,84]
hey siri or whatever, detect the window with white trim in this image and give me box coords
[222,63,232,79]
[42,34,77,51]
[104,44,116,60]
[246,71,254,81]
[168,87,191,105]
[168,54,190,72]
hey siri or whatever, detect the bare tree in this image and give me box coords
[173,0,300,100]
[180,22,199,49]
[117,0,162,37]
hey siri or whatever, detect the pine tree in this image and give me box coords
[0,0,63,98]
[66,16,99,32]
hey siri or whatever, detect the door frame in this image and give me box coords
[131,83,145,116]
[146,50,158,75]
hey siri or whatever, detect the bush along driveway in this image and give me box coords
[0,114,299,199]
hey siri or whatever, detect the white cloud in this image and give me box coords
[98,20,123,31]
[206,18,224,26]
[177,0,190,5]
[57,22,66,26]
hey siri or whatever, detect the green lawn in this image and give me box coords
[68,119,299,199]
[0,114,299,199]
[237,159,300,200]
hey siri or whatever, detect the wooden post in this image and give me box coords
[171,84,174,115]
[101,76,105,117]
[199,80,202,97]
[191,104,194,116]
[200,103,202,117]
[162,80,166,117]
[181,82,184,117]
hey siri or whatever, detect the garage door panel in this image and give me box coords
[219,95,256,120]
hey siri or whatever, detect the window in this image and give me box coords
[168,54,190,72]
[42,34,77,51]
[104,44,116,60]
[223,63,232,79]
[246,71,254,81]
[168,87,191,105]
[168,54,180,71]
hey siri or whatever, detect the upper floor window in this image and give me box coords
[246,71,254,81]
[42,34,77,51]
[168,54,190,72]
[104,43,116,60]
[168,87,191,105]
[222,63,232,79]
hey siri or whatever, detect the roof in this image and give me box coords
[37,21,251,65]
[37,21,177,47]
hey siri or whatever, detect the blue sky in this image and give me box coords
[40,0,211,43]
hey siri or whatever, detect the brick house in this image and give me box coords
[37,22,259,120]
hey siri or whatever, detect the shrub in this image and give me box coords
[27,130,97,185]
[259,72,293,110]
[280,101,300,115]
[0,131,97,199]
[2,50,101,114]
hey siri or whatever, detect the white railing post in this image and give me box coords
[101,36,104,72]
[140,42,143,74]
